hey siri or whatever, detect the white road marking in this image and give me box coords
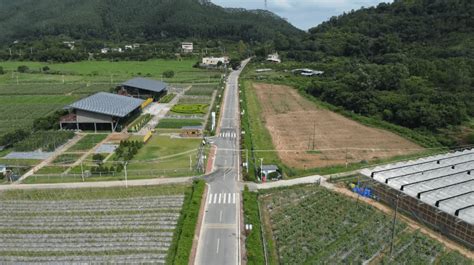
[218,193,222,204]
[223,193,227,204]
[216,238,220,254]
[219,210,223,222]
[208,193,213,204]
[213,193,217,204]
[233,193,236,204]
[228,193,231,204]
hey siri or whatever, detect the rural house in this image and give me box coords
[181,42,194,53]
[266,53,281,63]
[260,165,281,181]
[60,92,144,132]
[201,56,229,67]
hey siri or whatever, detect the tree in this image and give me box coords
[42,66,50,72]
[229,58,240,70]
[92,154,105,167]
[163,70,175,78]
[17,65,29,73]
[0,66,4,75]
[238,40,247,58]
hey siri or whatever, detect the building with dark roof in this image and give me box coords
[60,92,144,132]
[120,78,168,100]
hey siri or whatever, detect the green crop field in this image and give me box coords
[67,134,108,152]
[185,85,217,96]
[171,104,208,115]
[0,184,190,263]
[156,119,203,129]
[0,59,221,137]
[257,185,471,265]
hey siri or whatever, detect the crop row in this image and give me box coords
[0,232,173,243]
[0,243,170,252]
[0,214,179,224]
[0,254,167,264]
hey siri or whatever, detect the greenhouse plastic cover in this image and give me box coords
[361,149,474,225]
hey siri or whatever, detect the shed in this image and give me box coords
[181,126,203,138]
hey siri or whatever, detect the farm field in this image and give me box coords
[259,185,472,265]
[249,83,422,169]
[0,59,222,137]
[171,104,208,115]
[66,134,108,152]
[156,119,204,129]
[0,184,189,263]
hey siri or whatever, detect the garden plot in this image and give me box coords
[252,83,422,169]
[0,185,187,263]
[260,185,472,264]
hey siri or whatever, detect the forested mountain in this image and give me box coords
[0,0,302,44]
[284,0,473,144]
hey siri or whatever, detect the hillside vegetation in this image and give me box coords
[280,0,473,145]
[0,0,301,45]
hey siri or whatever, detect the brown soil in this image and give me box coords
[253,83,423,169]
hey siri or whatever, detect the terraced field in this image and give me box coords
[0,185,187,263]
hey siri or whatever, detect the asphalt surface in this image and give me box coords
[195,60,250,265]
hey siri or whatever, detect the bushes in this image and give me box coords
[127,114,152,133]
[171,104,208,115]
[243,188,265,265]
[0,129,30,147]
[167,180,205,265]
[17,65,29,73]
[158,93,176,103]
[114,140,144,162]
[163,70,175,78]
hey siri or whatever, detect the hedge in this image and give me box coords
[167,180,205,265]
[243,188,265,265]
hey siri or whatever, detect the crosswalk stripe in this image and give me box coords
[223,193,227,204]
[208,193,239,205]
[218,193,222,204]
[228,193,231,204]
[213,193,217,204]
[233,193,236,204]
[208,193,213,204]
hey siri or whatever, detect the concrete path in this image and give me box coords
[247,175,323,191]
[1,177,192,190]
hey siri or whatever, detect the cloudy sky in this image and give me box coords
[212,0,393,30]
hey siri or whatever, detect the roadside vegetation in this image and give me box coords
[127,114,152,133]
[167,180,205,265]
[243,187,265,265]
[156,119,203,129]
[171,104,208,115]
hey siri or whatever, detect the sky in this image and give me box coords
[212,0,393,30]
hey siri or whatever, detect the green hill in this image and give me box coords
[0,0,302,44]
[282,0,473,144]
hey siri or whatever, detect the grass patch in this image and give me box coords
[167,180,205,265]
[185,85,216,96]
[158,93,176,103]
[35,166,67,175]
[243,188,265,265]
[171,104,208,115]
[156,119,203,129]
[52,153,82,165]
[67,134,107,152]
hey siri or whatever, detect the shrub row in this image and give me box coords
[243,188,265,265]
[127,114,152,133]
[166,180,205,265]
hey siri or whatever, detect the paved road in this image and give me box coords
[195,60,250,265]
[0,177,192,191]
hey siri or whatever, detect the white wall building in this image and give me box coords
[202,56,229,66]
[266,53,281,63]
[181,42,194,53]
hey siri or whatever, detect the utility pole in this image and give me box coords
[80,162,84,182]
[260,158,263,182]
[189,155,192,171]
[246,149,249,174]
[312,120,316,150]
[389,194,400,257]
[124,162,128,188]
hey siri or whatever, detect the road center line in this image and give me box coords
[216,238,220,254]
[219,210,223,222]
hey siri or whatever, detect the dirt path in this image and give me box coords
[252,83,423,169]
[2,176,192,190]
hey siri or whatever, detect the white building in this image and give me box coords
[181,42,194,53]
[111,48,123,53]
[202,56,229,66]
[266,53,281,63]
[101,48,110,54]
[63,41,75,50]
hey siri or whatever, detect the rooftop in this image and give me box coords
[68,92,144,118]
[361,149,474,225]
[122,78,168,93]
[262,165,279,171]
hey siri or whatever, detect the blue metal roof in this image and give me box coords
[122,78,168,93]
[68,92,144,118]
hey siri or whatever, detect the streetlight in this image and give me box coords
[124,161,129,188]
[260,158,263,182]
